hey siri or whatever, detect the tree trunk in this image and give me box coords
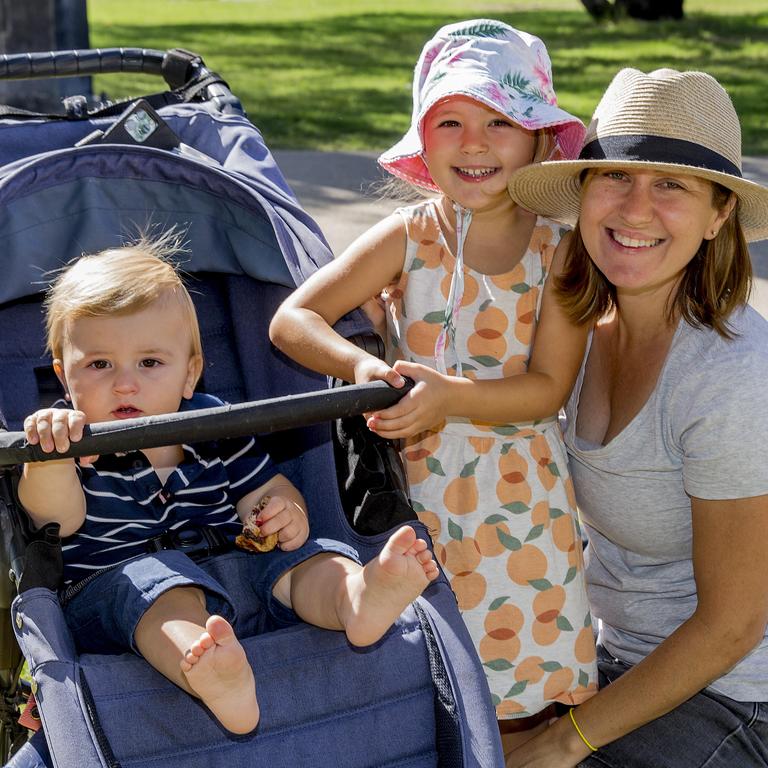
[0,0,91,112]
[581,0,684,20]
[580,0,614,19]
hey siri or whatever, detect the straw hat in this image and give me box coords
[379,19,586,192]
[507,67,768,242]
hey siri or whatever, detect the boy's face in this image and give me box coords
[54,293,202,424]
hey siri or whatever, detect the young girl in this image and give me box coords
[269,19,597,755]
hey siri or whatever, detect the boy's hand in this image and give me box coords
[254,495,309,552]
[366,360,451,439]
[24,408,87,454]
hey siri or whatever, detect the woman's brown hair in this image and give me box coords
[554,180,752,338]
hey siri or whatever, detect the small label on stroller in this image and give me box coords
[95,99,181,151]
[124,109,158,142]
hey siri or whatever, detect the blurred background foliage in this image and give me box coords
[87,0,768,153]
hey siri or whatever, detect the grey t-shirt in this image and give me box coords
[564,306,768,701]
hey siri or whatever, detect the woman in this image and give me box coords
[505,67,768,767]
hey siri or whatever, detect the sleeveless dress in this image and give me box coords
[384,200,597,718]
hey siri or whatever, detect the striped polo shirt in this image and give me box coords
[62,393,278,585]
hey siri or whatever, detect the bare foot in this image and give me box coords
[341,525,439,647]
[180,615,259,734]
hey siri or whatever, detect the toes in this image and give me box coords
[191,632,215,655]
[205,615,236,646]
[388,525,417,554]
[415,548,433,565]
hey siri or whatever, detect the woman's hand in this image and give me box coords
[505,714,589,768]
[366,360,453,439]
[254,495,309,552]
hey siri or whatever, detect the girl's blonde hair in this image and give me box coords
[45,230,204,362]
[554,180,751,338]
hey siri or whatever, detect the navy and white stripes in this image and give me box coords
[62,396,277,585]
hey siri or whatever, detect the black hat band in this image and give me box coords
[579,135,742,178]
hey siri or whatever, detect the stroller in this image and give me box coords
[0,48,502,766]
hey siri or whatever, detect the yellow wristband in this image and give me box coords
[569,708,597,752]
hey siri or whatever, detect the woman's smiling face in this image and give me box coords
[579,168,734,298]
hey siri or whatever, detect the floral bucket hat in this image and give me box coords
[378,19,586,191]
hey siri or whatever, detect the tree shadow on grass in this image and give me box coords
[89,9,768,153]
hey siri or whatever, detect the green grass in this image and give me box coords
[86,0,768,153]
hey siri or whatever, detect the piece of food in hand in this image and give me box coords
[235,495,279,553]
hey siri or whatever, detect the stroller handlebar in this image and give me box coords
[0,380,414,467]
[0,46,244,117]
[0,47,224,93]
[0,48,167,81]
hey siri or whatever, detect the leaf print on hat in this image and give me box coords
[501,71,549,105]
[447,20,511,38]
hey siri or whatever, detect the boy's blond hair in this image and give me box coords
[45,232,203,363]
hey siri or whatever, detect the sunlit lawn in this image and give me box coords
[85,0,768,153]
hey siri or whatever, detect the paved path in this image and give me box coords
[273,150,768,319]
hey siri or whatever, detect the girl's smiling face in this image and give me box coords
[422,95,537,212]
[579,168,735,298]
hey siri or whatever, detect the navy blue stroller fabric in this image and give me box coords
[0,100,503,766]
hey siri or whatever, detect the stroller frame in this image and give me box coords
[0,48,502,767]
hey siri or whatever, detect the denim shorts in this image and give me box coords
[578,645,768,768]
[61,537,360,655]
